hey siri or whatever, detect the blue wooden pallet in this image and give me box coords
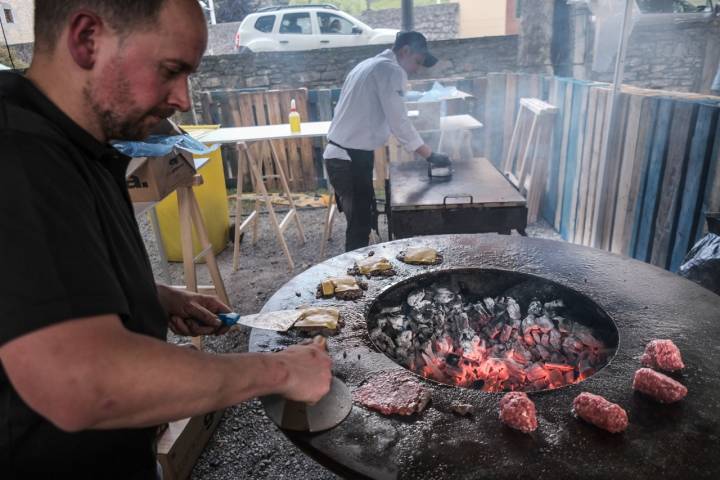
[558,80,586,239]
[541,77,570,224]
[628,97,661,258]
[697,115,720,243]
[633,98,674,263]
[669,105,718,271]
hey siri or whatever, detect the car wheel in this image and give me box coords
[236,46,254,55]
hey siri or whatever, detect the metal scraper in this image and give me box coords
[217,310,305,332]
[261,337,352,433]
[427,162,453,181]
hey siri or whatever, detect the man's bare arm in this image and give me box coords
[0,315,331,431]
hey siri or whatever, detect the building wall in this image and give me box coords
[1,0,34,45]
[457,0,508,38]
[358,3,459,41]
[191,34,519,96]
[506,0,521,35]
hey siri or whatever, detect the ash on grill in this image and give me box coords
[370,284,610,392]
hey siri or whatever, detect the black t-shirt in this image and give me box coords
[0,72,168,478]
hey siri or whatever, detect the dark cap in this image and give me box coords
[393,31,438,68]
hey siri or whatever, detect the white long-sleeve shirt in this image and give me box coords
[323,49,424,161]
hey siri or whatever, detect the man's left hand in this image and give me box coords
[157,285,231,337]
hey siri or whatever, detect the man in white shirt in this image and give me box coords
[323,31,450,251]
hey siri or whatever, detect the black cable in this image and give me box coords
[0,14,16,70]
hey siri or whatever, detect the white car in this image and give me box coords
[234,4,399,53]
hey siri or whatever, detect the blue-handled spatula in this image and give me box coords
[217,309,305,332]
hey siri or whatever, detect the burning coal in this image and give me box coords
[370,284,611,392]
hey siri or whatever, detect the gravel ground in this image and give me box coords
[137,204,562,479]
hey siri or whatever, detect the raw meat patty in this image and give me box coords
[633,368,687,403]
[499,392,538,433]
[572,392,628,433]
[640,339,685,372]
[353,370,431,415]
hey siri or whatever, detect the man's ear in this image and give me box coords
[66,10,105,70]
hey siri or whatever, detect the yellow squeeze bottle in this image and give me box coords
[289,98,301,133]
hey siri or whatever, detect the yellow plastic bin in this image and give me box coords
[154,125,229,262]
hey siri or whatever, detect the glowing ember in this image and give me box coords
[370,285,611,392]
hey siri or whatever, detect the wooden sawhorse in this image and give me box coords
[232,141,306,272]
[174,175,231,348]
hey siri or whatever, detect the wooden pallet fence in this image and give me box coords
[669,104,719,271]
[307,88,340,189]
[399,72,720,273]
[541,77,567,224]
[484,73,548,169]
[529,75,720,272]
[633,98,675,264]
[610,95,658,257]
[649,100,697,269]
[700,116,720,240]
[627,97,720,271]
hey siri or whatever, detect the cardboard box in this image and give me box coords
[125,120,197,203]
[156,409,224,480]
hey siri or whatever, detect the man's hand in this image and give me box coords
[156,285,231,337]
[274,340,332,403]
[427,152,451,167]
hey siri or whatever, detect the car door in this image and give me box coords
[277,11,314,51]
[315,11,365,49]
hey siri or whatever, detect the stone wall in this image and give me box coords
[573,6,720,92]
[613,20,720,92]
[4,42,33,67]
[191,34,518,101]
[358,3,459,41]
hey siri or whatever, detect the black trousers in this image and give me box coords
[325,149,375,252]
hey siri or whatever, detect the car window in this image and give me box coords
[279,12,312,34]
[318,12,356,35]
[254,15,276,33]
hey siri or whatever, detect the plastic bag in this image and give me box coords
[112,134,217,158]
[405,90,424,102]
[678,233,720,296]
[417,81,459,103]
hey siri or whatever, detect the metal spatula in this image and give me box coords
[217,310,304,332]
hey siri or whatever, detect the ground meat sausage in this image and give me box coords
[499,392,538,433]
[632,368,688,403]
[572,392,628,433]
[640,339,685,372]
[353,369,431,415]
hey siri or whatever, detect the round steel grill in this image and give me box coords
[250,235,720,480]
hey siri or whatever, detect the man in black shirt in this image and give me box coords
[0,1,332,478]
